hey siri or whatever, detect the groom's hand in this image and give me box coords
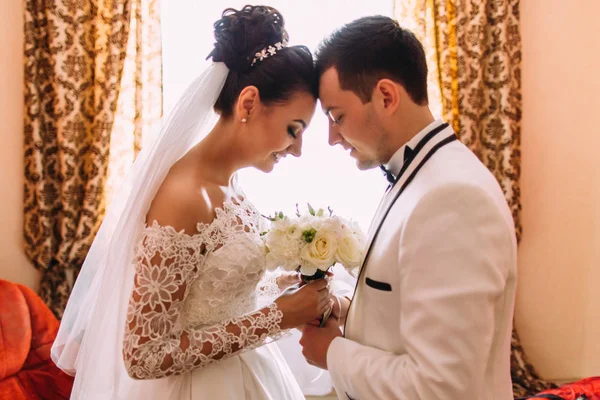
[305,294,350,327]
[331,295,351,325]
[299,318,342,370]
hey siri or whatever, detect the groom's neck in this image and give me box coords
[385,105,435,159]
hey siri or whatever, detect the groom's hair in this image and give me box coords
[315,16,428,105]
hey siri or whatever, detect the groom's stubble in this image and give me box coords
[355,106,392,171]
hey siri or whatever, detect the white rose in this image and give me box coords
[300,230,338,273]
[335,230,363,268]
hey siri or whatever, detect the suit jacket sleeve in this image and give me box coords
[327,183,514,399]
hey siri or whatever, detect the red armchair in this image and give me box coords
[0,279,74,399]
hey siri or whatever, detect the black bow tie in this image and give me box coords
[379,165,396,184]
[380,145,415,186]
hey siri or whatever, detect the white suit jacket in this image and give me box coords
[327,121,517,400]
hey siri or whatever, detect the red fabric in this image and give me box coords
[537,377,600,400]
[0,279,74,399]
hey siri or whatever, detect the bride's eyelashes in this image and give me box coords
[287,123,304,139]
[287,119,307,139]
[287,126,298,139]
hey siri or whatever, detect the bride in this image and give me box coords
[52,5,337,399]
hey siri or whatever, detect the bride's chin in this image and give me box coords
[255,161,275,173]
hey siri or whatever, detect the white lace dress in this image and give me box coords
[122,195,305,399]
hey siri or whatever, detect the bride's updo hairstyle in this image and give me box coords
[207,5,318,117]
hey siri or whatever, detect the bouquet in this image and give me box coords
[262,204,365,281]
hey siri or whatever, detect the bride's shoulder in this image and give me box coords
[145,168,225,235]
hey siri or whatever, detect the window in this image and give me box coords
[161,1,394,395]
[161,0,394,233]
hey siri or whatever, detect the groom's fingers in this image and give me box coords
[325,317,337,327]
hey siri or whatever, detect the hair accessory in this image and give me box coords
[251,40,288,66]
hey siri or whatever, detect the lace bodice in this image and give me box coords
[123,196,283,380]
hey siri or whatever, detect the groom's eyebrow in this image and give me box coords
[323,106,340,115]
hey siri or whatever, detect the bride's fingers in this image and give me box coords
[317,300,328,313]
[318,298,329,310]
[309,279,328,292]
[318,297,334,313]
[290,271,302,283]
[317,291,329,305]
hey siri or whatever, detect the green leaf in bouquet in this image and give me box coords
[278,211,284,219]
[302,228,317,243]
[307,203,316,216]
[261,211,279,222]
[316,208,325,217]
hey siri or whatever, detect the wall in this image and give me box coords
[518,0,600,381]
[0,0,39,289]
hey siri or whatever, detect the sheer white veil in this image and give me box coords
[51,62,229,399]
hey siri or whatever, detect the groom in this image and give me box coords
[300,16,517,400]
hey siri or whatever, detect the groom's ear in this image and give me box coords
[373,79,401,115]
[236,86,261,121]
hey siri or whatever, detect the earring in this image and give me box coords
[241,118,247,123]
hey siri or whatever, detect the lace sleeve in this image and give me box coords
[122,223,283,380]
[257,269,282,297]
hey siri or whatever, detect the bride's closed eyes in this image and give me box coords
[288,119,307,139]
[287,127,299,139]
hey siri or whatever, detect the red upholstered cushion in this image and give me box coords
[521,377,600,400]
[0,280,32,381]
[0,279,74,399]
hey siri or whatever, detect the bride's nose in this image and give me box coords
[288,139,302,157]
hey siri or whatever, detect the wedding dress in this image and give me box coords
[50,63,311,399]
[123,193,306,399]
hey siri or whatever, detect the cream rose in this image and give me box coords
[300,230,338,275]
[335,230,362,268]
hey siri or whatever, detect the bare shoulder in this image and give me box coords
[145,166,226,234]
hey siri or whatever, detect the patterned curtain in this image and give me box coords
[23,0,162,318]
[395,0,556,397]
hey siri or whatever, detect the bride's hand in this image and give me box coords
[276,271,302,291]
[275,279,331,330]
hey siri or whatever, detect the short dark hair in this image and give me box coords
[207,5,318,117]
[315,15,428,105]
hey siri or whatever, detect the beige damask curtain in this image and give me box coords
[23,0,162,318]
[396,0,555,397]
